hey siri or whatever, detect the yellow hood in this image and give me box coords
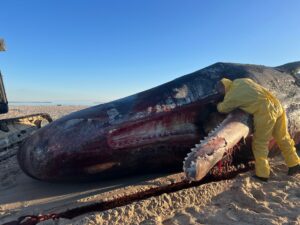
[221,78,232,93]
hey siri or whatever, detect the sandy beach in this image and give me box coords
[0,106,299,225]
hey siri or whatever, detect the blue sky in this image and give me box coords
[0,0,299,102]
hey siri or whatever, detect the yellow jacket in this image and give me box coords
[217,78,299,178]
[217,78,282,116]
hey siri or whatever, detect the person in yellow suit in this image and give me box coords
[216,78,300,182]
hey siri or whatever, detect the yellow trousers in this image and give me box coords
[252,106,300,178]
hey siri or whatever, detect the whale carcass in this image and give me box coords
[17,61,300,181]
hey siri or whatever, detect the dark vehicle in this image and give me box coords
[0,39,52,159]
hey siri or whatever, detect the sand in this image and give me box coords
[46,159,299,225]
[0,105,87,121]
[0,106,299,225]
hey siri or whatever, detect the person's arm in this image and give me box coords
[217,88,240,113]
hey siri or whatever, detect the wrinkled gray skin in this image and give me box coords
[18,61,300,181]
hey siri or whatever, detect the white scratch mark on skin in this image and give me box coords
[155,105,162,112]
[147,107,153,113]
[134,112,148,119]
[107,108,120,123]
[64,119,84,129]
[108,129,116,134]
[174,85,188,99]
[34,147,47,164]
[165,98,176,109]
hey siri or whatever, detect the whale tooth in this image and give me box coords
[184,157,188,160]
[191,161,195,166]
[195,144,201,148]
[207,155,213,160]
[191,148,197,152]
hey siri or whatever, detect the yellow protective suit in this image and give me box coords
[217,78,300,178]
